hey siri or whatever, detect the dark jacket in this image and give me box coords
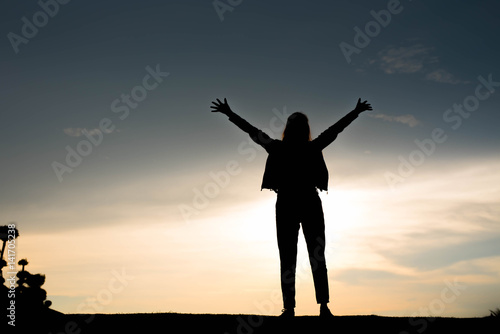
[228,110,360,192]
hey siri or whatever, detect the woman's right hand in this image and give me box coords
[210,98,232,115]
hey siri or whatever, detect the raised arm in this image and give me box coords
[210,98,276,151]
[313,98,372,150]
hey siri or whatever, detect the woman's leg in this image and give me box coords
[276,196,300,310]
[301,194,330,305]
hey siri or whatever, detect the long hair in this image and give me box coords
[282,112,312,143]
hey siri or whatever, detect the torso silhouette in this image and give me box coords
[227,110,360,192]
[262,140,328,193]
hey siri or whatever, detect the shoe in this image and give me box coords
[320,304,334,319]
[279,308,295,319]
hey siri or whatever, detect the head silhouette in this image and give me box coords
[282,112,311,143]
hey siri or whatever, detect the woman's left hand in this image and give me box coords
[354,98,373,113]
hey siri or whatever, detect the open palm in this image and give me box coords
[355,98,372,113]
[210,98,232,115]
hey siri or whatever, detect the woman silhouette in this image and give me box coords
[211,98,372,318]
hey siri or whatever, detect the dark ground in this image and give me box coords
[9,311,499,334]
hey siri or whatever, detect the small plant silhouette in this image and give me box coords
[18,258,29,272]
[490,307,500,318]
[0,224,55,325]
[16,258,51,317]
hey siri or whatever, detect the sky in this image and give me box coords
[1,0,500,318]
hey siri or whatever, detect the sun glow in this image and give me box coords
[11,160,500,316]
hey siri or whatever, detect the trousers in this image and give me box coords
[275,189,330,309]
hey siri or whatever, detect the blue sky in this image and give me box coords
[1,0,499,317]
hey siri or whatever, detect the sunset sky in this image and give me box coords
[1,1,500,317]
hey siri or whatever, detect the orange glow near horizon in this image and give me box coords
[12,159,500,317]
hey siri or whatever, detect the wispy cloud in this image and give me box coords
[425,69,470,85]
[368,113,421,127]
[373,44,436,74]
[63,127,115,137]
[370,44,469,85]
[332,268,409,285]
[378,232,500,271]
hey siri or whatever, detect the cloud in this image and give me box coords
[378,233,500,272]
[370,45,468,85]
[332,268,409,285]
[447,201,500,229]
[368,113,421,127]
[425,69,470,85]
[63,127,115,137]
[374,44,436,74]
